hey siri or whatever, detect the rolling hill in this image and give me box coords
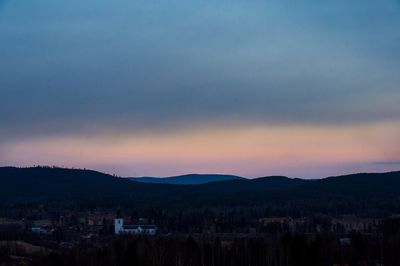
[129,174,245,185]
[0,166,183,203]
[0,167,400,210]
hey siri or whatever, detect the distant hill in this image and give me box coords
[129,174,246,185]
[0,166,183,204]
[1,167,400,212]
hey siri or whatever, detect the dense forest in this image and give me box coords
[1,167,400,216]
[2,226,400,266]
[1,167,400,265]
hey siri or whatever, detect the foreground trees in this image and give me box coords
[2,232,390,266]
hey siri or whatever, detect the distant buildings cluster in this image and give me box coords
[114,216,157,235]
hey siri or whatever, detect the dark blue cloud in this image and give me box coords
[375,161,400,165]
[0,0,399,140]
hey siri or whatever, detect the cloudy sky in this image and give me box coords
[0,0,399,178]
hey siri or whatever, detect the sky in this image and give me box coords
[0,0,399,178]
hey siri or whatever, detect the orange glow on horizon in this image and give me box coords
[2,121,399,178]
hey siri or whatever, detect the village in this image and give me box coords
[0,203,398,266]
[0,207,388,247]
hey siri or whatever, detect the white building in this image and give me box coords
[114,217,156,235]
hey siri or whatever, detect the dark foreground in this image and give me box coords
[1,230,400,266]
[1,167,400,265]
[1,207,400,266]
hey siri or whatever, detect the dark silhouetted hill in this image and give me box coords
[1,167,400,210]
[0,166,183,204]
